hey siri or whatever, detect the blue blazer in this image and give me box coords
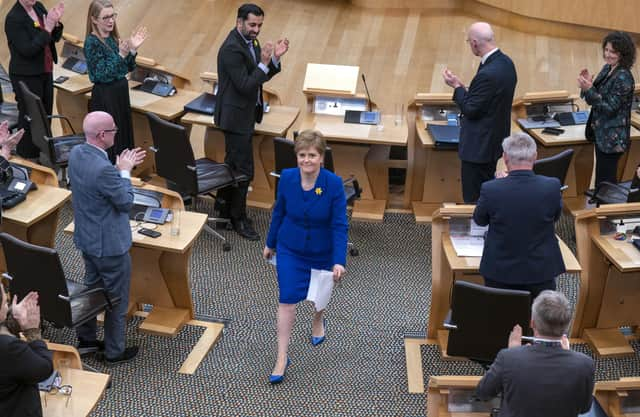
[68,144,133,257]
[454,49,517,164]
[473,170,565,285]
[266,168,348,267]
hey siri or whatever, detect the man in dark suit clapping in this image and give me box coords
[443,22,517,203]
[476,291,595,417]
[214,3,289,240]
[473,132,565,299]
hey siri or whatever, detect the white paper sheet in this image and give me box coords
[450,235,484,257]
[306,269,335,311]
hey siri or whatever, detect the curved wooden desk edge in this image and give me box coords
[10,157,59,187]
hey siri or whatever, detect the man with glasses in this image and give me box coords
[68,111,145,365]
[214,3,289,240]
[442,21,517,203]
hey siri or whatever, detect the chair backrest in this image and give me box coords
[18,81,52,155]
[533,148,574,186]
[146,112,199,196]
[0,232,72,327]
[273,137,297,174]
[446,281,531,364]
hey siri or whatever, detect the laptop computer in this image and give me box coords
[427,124,460,149]
[61,57,88,74]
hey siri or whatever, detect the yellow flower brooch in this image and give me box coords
[315,187,323,196]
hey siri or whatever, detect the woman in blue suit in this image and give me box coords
[263,130,348,384]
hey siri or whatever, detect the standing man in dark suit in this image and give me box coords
[214,3,289,240]
[442,22,517,203]
[473,133,565,299]
[476,290,595,417]
[69,111,145,365]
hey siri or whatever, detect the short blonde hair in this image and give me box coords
[294,130,326,156]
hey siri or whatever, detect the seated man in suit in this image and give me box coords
[473,132,565,299]
[69,111,145,365]
[476,290,595,417]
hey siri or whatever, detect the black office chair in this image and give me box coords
[0,232,118,330]
[18,81,84,184]
[146,112,247,251]
[589,176,640,206]
[444,281,531,365]
[271,136,361,256]
[533,148,574,191]
[0,82,19,130]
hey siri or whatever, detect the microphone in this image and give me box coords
[361,74,374,112]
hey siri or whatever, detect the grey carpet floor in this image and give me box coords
[41,202,640,417]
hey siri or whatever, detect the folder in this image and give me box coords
[184,92,217,115]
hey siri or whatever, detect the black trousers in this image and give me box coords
[10,72,54,158]
[217,129,254,221]
[594,147,623,187]
[461,159,497,203]
[484,278,557,302]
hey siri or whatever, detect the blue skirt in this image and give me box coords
[276,244,332,304]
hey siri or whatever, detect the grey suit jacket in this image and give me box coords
[476,344,594,417]
[68,143,133,257]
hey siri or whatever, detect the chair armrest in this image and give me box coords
[58,287,115,309]
[47,115,76,134]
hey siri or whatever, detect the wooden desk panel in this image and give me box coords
[65,208,207,337]
[41,368,110,417]
[300,113,408,221]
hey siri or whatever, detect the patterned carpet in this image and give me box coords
[41,201,640,417]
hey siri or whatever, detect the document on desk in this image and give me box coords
[450,235,484,257]
[306,269,334,311]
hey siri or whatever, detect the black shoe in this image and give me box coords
[233,218,260,241]
[104,346,139,366]
[77,339,105,356]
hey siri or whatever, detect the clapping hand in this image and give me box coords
[129,26,148,51]
[118,38,131,57]
[44,1,64,33]
[261,41,274,65]
[274,38,289,59]
[11,292,40,331]
[116,147,146,172]
[507,324,523,348]
[577,68,593,91]
[442,67,464,89]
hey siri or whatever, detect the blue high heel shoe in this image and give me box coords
[311,318,327,346]
[269,357,291,384]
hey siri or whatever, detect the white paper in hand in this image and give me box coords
[306,269,334,312]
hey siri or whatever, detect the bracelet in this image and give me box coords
[23,328,42,342]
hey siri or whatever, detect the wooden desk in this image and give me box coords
[65,183,207,337]
[594,377,640,417]
[0,160,70,271]
[40,342,110,417]
[299,113,408,221]
[53,65,201,176]
[574,203,640,357]
[180,105,300,209]
[430,205,581,354]
[427,375,493,417]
